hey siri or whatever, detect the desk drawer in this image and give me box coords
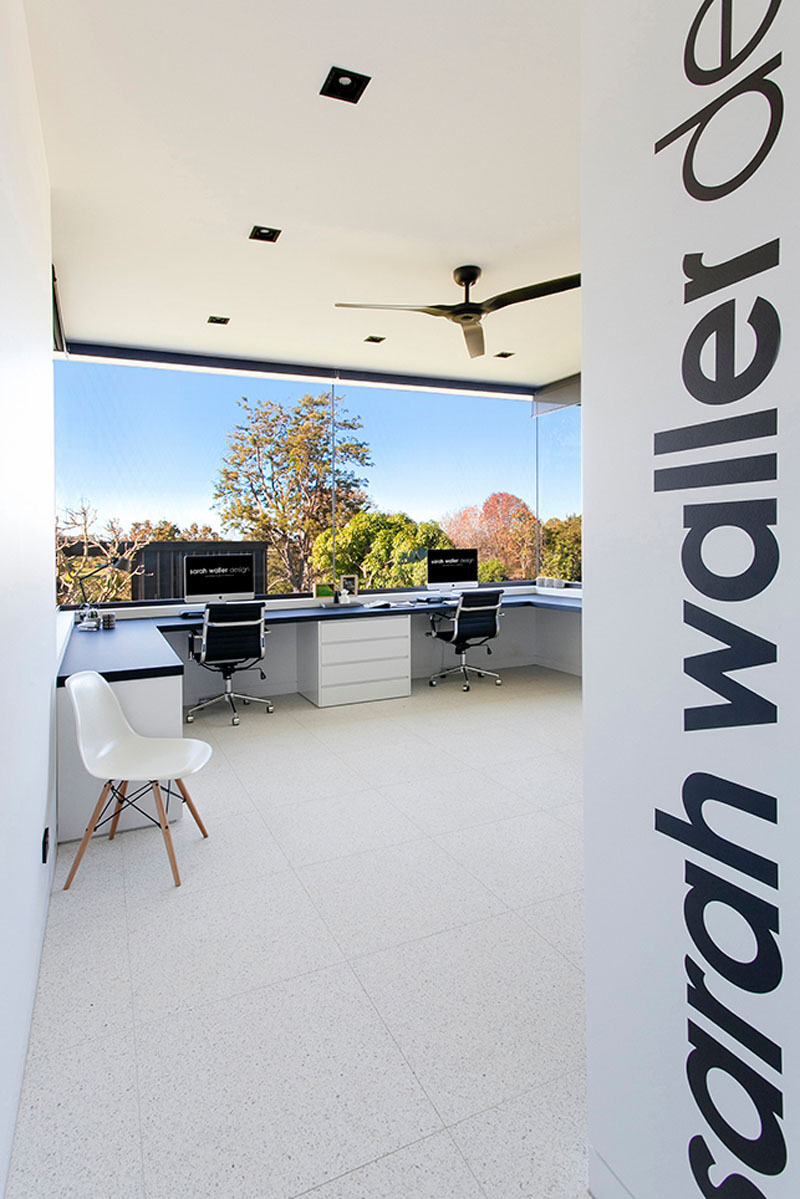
[318,677,411,706]
[321,635,409,667]
[321,656,409,688]
[320,615,409,645]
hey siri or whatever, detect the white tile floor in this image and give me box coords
[7,666,586,1199]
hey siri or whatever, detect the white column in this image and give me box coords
[583,3,798,1196]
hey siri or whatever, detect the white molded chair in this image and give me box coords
[64,670,212,889]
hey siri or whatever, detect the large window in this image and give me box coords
[54,360,581,604]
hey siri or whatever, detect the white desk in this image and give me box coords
[56,590,581,841]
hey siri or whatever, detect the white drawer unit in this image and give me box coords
[297,614,411,707]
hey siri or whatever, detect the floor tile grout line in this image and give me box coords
[442,1126,492,1199]
[285,1129,480,1199]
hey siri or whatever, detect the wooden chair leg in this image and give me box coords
[151,780,181,887]
[108,780,130,840]
[64,780,113,890]
[175,778,209,838]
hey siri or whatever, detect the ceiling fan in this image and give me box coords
[335,265,581,359]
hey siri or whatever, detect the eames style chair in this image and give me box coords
[186,602,273,726]
[427,589,504,691]
[64,670,211,889]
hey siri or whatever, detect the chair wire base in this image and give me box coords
[186,675,274,724]
[429,650,502,691]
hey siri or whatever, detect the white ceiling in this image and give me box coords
[25,0,580,390]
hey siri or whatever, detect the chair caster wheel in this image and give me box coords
[185,714,194,723]
[462,684,470,692]
[242,698,250,705]
[429,679,437,687]
[232,716,240,726]
[495,678,502,686]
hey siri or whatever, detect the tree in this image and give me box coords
[478,557,507,582]
[214,392,371,592]
[129,519,221,542]
[56,503,149,605]
[541,514,582,581]
[441,492,539,579]
[312,511,454,589]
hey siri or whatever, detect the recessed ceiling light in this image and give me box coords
[207,315,230,325]
[494,351,515,358]
[249,225,282,243]
[364,335,385,344]
[320,66,371,104]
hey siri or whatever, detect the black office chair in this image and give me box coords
[427,589,504,691]
[185,602,274,726]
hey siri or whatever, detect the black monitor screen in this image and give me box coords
[184,553,256,603]
[426,548,478,586]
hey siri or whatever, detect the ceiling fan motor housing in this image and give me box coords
[453,265,482,288]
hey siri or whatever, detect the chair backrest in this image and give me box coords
[65,670,134,775]
[199,602,266,665]
[452,589,503,646]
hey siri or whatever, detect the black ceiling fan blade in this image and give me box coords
[480,273,581,315]
[334,302,454,317]
[462,322,485,359]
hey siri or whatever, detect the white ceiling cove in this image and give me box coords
[25,0,580,389]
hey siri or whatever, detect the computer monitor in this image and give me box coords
[426,548,479,590]
[184,552,256,603]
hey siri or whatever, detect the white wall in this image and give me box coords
[0,0,55,1186]
[583,3,797,1197]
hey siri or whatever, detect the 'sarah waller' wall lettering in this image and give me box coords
[652,2,785,1195]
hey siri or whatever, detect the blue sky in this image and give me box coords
[54,361,581,532]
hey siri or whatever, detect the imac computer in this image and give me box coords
[184,552,256,604]
[426,548,479,592]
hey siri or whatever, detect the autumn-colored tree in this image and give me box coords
[541,514,582,581]
[441,492,539,579]
[312,511,453,589]
[214,392,371,593]
[56,503,149,605]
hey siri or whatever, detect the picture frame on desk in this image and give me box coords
[340,574,358,597]
[313,582,335,599]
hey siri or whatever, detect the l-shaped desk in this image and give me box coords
[56,590,582,841]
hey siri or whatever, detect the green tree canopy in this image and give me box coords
[541,514,582,581]
[214,391,371,592]
[312,511,454,589]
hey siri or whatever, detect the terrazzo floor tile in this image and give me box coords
[435,809,583,908]
[6,1033,144,1199]
[297,838,507,958]
[48,834,126,927]
[552,802,584,831]
[295,1132,487,1198]
[127,871,345,1020]
[377,769,535,836]
[178,752,258,819]
[136,964,442,1199]
[419,721,554,768]
[518,888,585,971]
[451,1069,588,1199]
[352,912,585,1124]
[337,736,466,788]
[25,908,133,1055]
[262,788,423,866]
[487,749,583,808]
[120,809,288,898]
[234,746,369,807]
